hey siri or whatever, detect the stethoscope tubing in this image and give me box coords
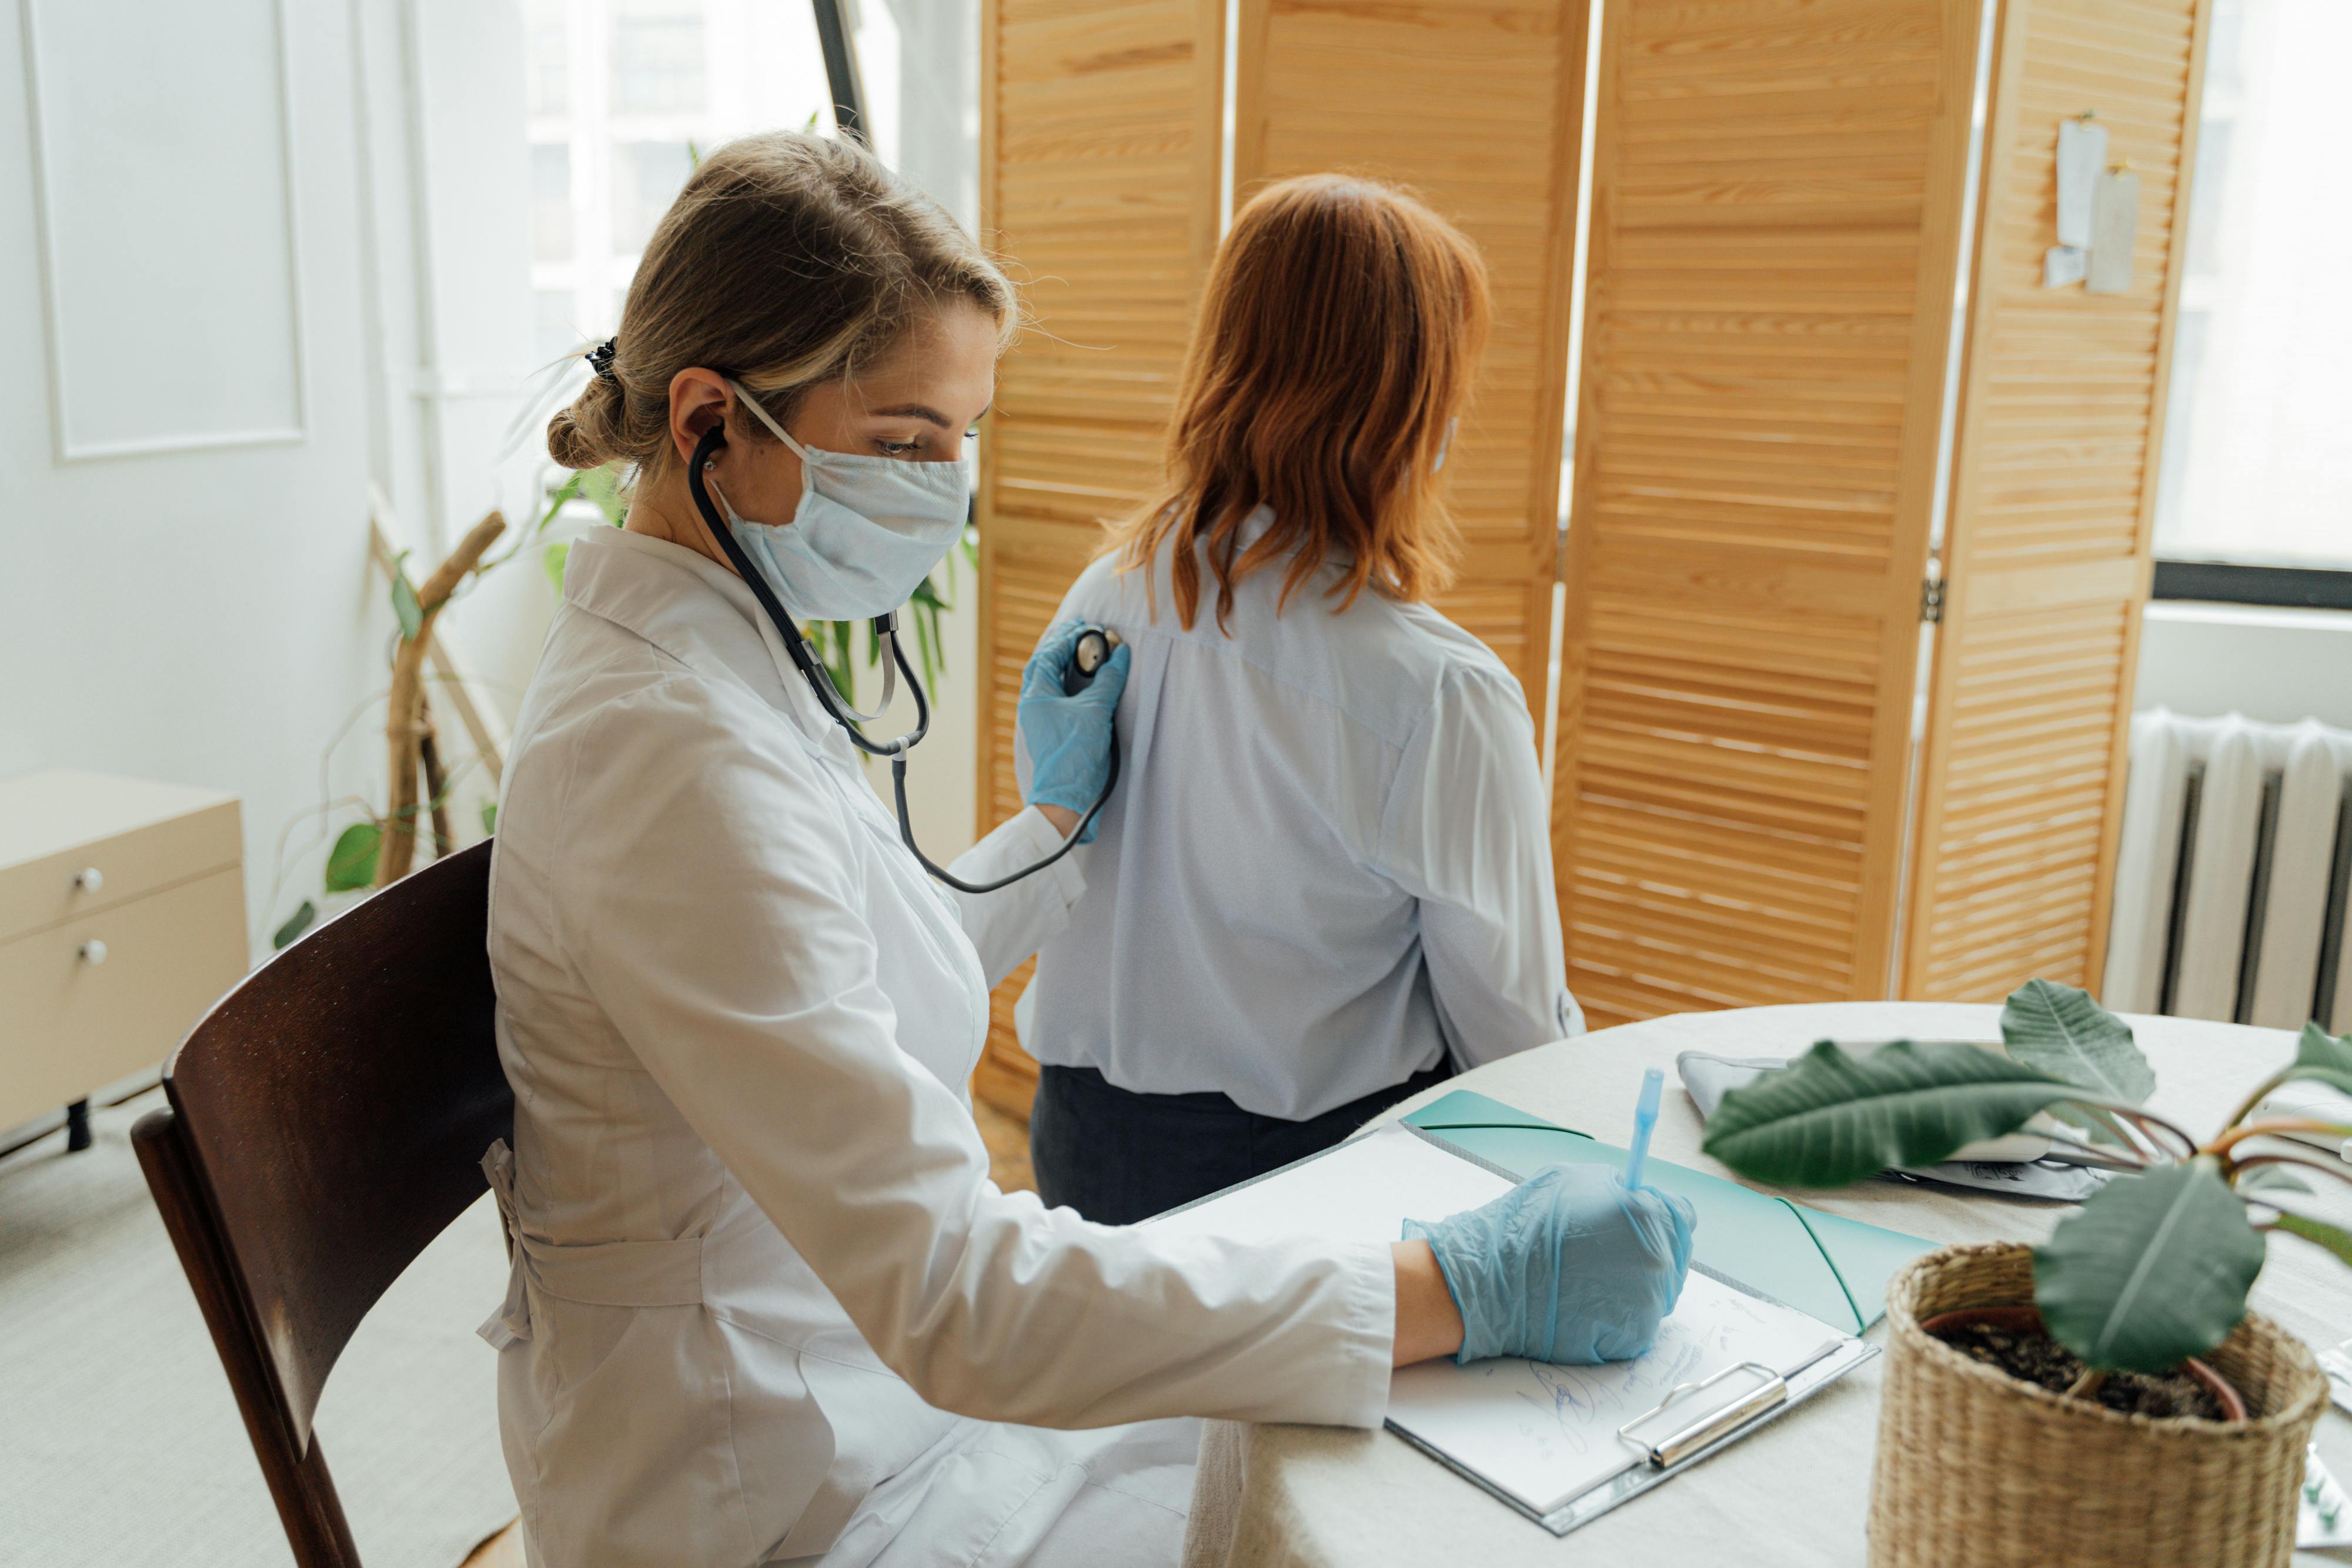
[684,425,1114,891]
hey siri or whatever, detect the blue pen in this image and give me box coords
[1624,1067,1664,1191]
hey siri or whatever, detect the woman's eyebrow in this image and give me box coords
[867,402,954,427]
[866,402,993,428]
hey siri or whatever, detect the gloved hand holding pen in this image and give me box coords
[1404,1164,1697,1365]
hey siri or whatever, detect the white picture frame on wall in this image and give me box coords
[18,0,307,461]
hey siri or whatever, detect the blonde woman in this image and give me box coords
[485,134,1689,1567]
[1023,175,1583,1223]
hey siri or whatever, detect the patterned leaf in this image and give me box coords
[2001,978,2154,1102]
[2034,1162,2264,1373]
[1702,1041,2084,1188]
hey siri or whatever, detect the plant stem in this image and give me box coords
[2208,1118,2352,1161]
[2232,1154,2352,1190]
[2083,1101,2199,1158]
[2218,1068,2296,1137]
[2064,1367,2107,1402]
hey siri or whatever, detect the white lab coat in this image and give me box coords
[480,528,1391,1568]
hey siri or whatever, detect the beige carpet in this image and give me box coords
[0,1093,517,1567]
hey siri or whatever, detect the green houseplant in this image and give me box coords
[1702,979,2347,1568]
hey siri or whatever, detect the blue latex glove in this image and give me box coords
[1018,620,1131,842]
[1404,1164,1697,1365]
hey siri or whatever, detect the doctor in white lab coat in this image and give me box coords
[479,132,1693,1568]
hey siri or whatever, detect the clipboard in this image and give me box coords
[1377,1134,1879,1536]
[1153,1117,1883,1540]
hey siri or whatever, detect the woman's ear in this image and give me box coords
[667,369,734,466]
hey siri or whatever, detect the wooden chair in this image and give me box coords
[135,841,512,1567]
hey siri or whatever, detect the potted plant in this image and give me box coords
[1701,979,2350,1568]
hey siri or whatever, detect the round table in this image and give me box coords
[1179,1002,2352,1567]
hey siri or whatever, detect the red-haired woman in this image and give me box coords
[1023,174,1584,1223]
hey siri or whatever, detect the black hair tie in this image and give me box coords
[585,339,619,383]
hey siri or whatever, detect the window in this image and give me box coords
[610,0,705,115]
[2153,0,2352,576]
[531,144,573,262]
[520,0,885,366]
[610,141,693,253]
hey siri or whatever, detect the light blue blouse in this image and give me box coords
[1019,509,1582,1121]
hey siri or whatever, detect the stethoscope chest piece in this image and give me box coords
[1064,628,1122,696]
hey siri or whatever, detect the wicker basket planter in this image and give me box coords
[1868,1242,2328,1568]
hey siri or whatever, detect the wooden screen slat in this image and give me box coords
[1902,0,2210,1001]
[1231,0,1590,701]
[973,0,1224,1115]
[1552,0,1986,1028]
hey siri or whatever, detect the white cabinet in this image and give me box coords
[0,771,246,1143]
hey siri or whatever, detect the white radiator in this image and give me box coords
[2103,710,2352,1030]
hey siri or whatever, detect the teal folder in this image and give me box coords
[1402,1089,1931,1335]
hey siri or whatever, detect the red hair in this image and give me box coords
[1110,173,1490,629]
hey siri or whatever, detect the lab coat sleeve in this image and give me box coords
[941,806,1086,990]
[558,685,1394,1431]
[1374,667,1583,1068]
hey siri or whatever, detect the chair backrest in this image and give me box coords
[135,841,510,1568]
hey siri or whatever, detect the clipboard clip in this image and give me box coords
[1615,1360,1788,1468]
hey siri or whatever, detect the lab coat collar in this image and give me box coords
[561,527,842,751]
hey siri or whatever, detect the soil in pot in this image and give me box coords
[1926,1319,2227,1421]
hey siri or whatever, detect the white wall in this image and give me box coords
[0,1,383,948]
[2133,602,2352,730]
[0,0,536,952]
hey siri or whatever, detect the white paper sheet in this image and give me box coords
[2087,169,2140,294]
[1155,1121,1850,1520]
[2044,244,2087,288]
[1150,1121,1515,1249]
[1386,1273,1839,1515]
[2057,118,2107,248]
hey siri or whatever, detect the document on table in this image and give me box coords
[1151,1120,1514,1249]
[1154,1120,1875,1533]
[1387,1272,1839,1517]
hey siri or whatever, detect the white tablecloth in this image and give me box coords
[1181,1002,2352,1567]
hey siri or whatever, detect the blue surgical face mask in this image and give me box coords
[709,379,970,621]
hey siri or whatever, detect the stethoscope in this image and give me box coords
[686,425,1120,894]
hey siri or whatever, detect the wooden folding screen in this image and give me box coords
[1551,0,1986,1027]
[1901,0,2210,1001]
[972,0,1224,1112]
[1231,0,1591,701]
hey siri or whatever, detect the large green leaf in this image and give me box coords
[324,821,381,892]
[2287,1022,2352,1098]
[2002,978,2154,1102]
[2270,1209,2352,1268]
[2034,1161,2264,1373]
[1702,1040,2085,1187]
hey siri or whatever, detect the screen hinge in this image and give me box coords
[1920,576,1945,624]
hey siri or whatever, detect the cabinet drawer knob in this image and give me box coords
[79,939,109,966]
[76,867,104,892]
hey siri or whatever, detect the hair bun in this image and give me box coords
[547,374,624,470]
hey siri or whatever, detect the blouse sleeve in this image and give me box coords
[557,682,1394,1431]
[1374,667,1585,1067]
